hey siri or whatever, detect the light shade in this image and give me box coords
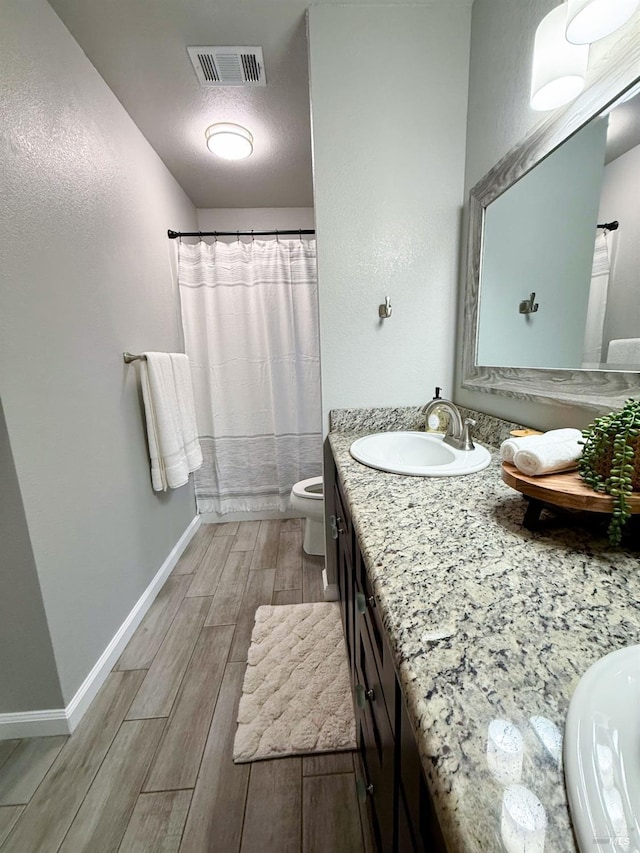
[205,123,253,160]
[530,5,589,111]
[566,0,640,44]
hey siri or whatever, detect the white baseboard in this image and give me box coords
[0,709,70,739]
[0,515,201,741]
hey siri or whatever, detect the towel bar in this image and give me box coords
[123,352,147,363]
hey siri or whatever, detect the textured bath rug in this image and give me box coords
[233,602,356,763]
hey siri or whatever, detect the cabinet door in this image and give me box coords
[397,787,420,853]
[332,456,445,853]
[355,610,395,852]
[334,482,355,672]
[398,692,447,853]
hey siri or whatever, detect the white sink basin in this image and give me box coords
[349,431,491,477]
[564,645,640,852]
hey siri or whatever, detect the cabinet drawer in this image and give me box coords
[355,581,396,733]
[355,613,395,753]
[357,560,385,659]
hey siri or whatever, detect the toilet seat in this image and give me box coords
[291,476,323,500]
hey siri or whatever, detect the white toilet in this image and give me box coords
[290,476,325,556]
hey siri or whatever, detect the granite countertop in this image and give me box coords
[328,408,640,852]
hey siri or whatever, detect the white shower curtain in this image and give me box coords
[178,238,322,515]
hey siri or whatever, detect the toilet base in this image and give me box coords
[303,517,325,556]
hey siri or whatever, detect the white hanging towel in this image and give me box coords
[140,352,202,491]
[170,353,203,473]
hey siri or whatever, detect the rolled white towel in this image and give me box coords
[513,439,583,477]
[500,428,582,462]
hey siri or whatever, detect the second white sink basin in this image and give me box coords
[349,431,491,477]
[564,644,640,852]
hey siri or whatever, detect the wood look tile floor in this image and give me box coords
[0,519,369,853]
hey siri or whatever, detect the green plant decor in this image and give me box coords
[579,398,640,545]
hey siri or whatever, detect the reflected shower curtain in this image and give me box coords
[178,239,322,515]
[582,231,612,365]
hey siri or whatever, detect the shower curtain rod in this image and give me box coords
[597,220,619,231]
[167,228,315,240]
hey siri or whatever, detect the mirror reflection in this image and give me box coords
[477,87,640,372]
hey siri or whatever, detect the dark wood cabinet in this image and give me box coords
[331,470,446,853]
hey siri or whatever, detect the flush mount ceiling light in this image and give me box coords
[530,4,589,111]
[566,0,640,44]
[205,123,253,160]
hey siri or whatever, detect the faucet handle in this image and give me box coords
[461,418,476,451]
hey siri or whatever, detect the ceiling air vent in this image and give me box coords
[187,46,266,87]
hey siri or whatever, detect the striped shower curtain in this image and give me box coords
[178,238,322,515]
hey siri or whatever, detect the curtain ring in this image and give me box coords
[213,231,218,243]
[251,229,255,243]
[198,231,202,243]
[299,229,302,243]
[236,231,240,243]
[275,229,279,243]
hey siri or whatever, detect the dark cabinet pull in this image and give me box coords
[356,683,375,708]
[356,592,376,613]
[330,514,344,539]
[356,776,374,802]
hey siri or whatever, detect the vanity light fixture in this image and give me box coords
[565,0,640,44]
[205,123,253,160]
[530,4,589,111]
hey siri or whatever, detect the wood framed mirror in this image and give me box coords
[461,24,640,413]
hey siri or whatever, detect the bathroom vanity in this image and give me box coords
[329,407,640,852]
[334,466,446,852]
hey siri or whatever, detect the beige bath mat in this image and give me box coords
[233,602,356,763]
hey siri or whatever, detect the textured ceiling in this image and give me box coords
[47,0,316,208]
[47,0,472,209]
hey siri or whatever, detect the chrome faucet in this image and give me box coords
[421,398,476,451]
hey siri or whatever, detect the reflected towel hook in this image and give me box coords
[519,292,539,315]
[378,296,392,319]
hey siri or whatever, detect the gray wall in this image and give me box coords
[478,118,607,369]
[0,400,64,713]
[0,0,198,706]
[455,0,640,430]
[308,3,472,434]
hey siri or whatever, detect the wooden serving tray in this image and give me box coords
[501,462,640,514]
